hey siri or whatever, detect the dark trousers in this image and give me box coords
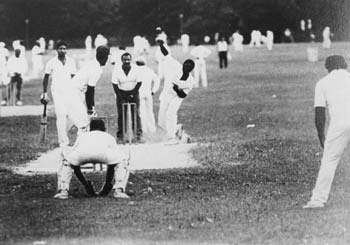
[116,90,142,140]
[9,74,23,101]
[218,51,228,68]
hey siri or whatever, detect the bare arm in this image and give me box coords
[42,74,50,93]
[315,106,326,148]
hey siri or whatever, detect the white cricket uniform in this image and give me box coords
[31,45,43,77]
[181,34,190,53]
[58,130,130,192]
[158,55,194,139]
[155,43,170,80]
[68,59,103,131]
[190,45,211,87]
[311,69,350,204]
[0,46,9,85]
[7,56,28,76]
[45,56,76,147]
[266,31,274,51]
[232,32,244,52]
[322,27,331,49]
[112,64,140,90]
[138,65,160,134]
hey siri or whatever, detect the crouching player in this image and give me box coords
[54,118,130,199]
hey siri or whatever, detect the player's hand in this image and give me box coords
[40,93,49,104]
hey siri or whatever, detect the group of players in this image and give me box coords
[38,27,199,199]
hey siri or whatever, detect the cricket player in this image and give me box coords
[181,34,190,53]
[157,41,195,144]
[135,56,160,134]
[41,40,77,148]
[0,42,9,106]
[112,52,143,142]
[322,27,332,49]
[266,30,274,51]
[6,49,28,106]
[304,55,350,208]
[54,118,130,199]
[31,41,44,78]
[190,43,211,88]
[217,36,228,69]
[232,31,244,52]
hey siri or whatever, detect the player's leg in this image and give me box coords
[306,126,350,207]
[52,90,70,147]
[146,95,156,133]
[54,155,73,199]
[165,98,183,140]
[66,91,89,134]
[158,94,171,131]
[139,96,148,134]
[15,75,23,105]
[193,59,200,88]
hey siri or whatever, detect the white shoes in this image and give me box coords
[113,189,130,199]
[53,190,69,199]
[16,100,23,106]
[0,100,6,106]
[303,200,325,209]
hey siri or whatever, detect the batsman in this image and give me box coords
[54,118,131,199]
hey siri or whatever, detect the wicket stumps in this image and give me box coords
[7,82,16,106]
[122,102,137,144]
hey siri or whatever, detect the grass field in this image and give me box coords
[1,42,350,244]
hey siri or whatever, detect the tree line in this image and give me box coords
[0,0,348,48]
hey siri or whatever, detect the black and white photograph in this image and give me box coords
[0,0,350,244]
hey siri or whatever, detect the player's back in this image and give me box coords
[74,131,116,155]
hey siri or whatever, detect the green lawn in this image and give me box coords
[1,42,350,244]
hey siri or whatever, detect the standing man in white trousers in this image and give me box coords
[190,43,211,88]
[304,55,350,208]
[135,56,160,134]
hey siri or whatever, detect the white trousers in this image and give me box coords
[311,124,350,203]
[194,59,208,88]
[58,146,130,192]
[139,95,156,134]
[158,94,183,139]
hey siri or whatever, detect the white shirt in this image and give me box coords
[314,69,350,125]
[45,56,76,91]
[190,45,211,60]
[71,59,102,92]
[7,56,28,76]
[112,64,140,91]
[137,66,160,97]
[0,47,9,69]
[217,41,228,52]
[161,55,194,98]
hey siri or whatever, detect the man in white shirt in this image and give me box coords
[41,40,77,148]
[304,55,350,208]
[54,118,130,199]
[112,52,143,142]
[6,49,28,106]
[190,43,211,88]
[157,41,195,144]
[135,56,160,134]
[322,26,332,49]
[232,31,244,52]
[31,41,44,78]
[217,36,228,69]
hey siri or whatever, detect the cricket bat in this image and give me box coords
[39,103,48,144]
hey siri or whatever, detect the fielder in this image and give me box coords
[6,49,28,106]
[135,56,160,134]
[322,26,332,49]
[232,31,244,52]
[304,55,350,208]
[157,41,195,144]
[0,42,9,106]
[266,30,274,51]
[31,41,44,78]
[54,118,130,199]
[217,36,228,69]
[190,43,211,88]
[41,40,77,148]
[181,34,190,53]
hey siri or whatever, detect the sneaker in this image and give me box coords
[303,200,325,209]
[0,100,6,106]
[136,137,146,144]
[113,189,130,199]
[53,190,69,199]
[16,100,23,106]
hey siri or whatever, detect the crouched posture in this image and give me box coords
[54,118,130,199]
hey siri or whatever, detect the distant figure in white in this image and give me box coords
[39,37,46,53]
[48,40,54,50]
[6,49,28,106]
[94,34,108,48]
[133,35,143,56]
[157,41,195,144]
[85,35,92,59]
[0,42,9,105]
[181,34,190,53]
[322,27,332,49]
[266,30,274,51]
[249,30,262,47]
[141,36,150,54]
[204,35,210,44]
[155,27,170,79]
[31,41,44,77]
[135,56,160,134]
[190,43,211,88]
[232,31,244,52]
